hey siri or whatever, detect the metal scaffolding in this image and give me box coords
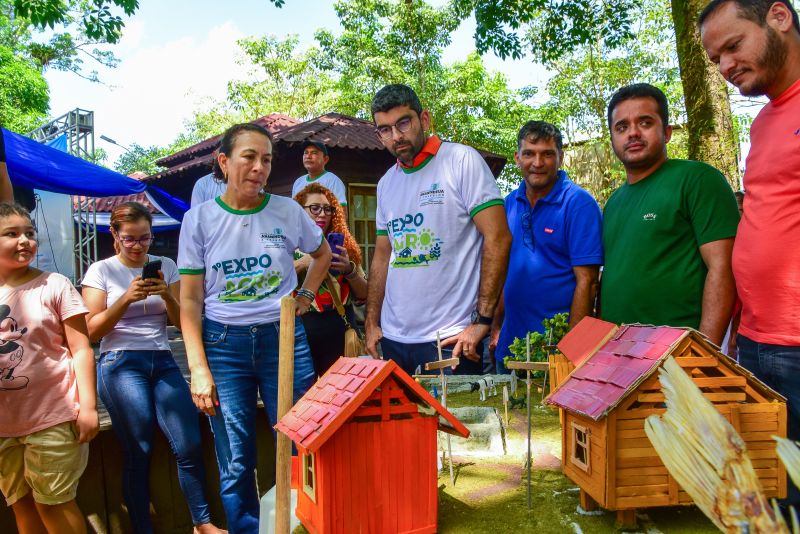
[28,109,98,284]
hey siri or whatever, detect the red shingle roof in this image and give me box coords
[546,324,687,420]
[275,357,470,453]
[155,113,300,168]
[273,112,384,150]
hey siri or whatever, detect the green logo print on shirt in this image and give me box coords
[212,253,283,302]
[388,212,443,268]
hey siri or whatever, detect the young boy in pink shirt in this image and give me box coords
[0,202,98,532]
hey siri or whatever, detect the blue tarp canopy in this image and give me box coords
[2,128,187,225]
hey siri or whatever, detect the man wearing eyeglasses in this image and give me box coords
[291,140,348,219]
[601,83,739,346]
[492,121,603,370]
[365,83,511,376]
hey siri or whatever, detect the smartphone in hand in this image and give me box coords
[142,259,162,280]
[326,233,344,274]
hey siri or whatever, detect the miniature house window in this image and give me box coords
[302,452,317,502]
[571,422,591,473]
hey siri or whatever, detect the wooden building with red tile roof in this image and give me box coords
[545,317,786,526]
[275,357,469,534]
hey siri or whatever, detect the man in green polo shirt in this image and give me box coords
[600,83,739,346]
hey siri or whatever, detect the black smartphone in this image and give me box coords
[141,259,162,280]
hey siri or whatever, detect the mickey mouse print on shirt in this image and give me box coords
[0,304,29,390]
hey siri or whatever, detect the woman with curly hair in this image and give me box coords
[294,183,367,376]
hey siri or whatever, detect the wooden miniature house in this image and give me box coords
[545,317,787,525]
[275,357,469,534]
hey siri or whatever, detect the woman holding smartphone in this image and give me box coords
[294,183,368,376]
[82,202,223,534]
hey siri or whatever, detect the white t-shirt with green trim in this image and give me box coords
[178,195,324,325]
[375,141,503,343]
[291,171,348,205]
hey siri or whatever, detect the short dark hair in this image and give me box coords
[517,121,563,151]
[699,0,800,33]
[212,123,274,183]
[371,84,423,119]
[607,83,670,131]
[0,202,32,225]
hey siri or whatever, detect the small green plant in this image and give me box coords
[503,313,570,377]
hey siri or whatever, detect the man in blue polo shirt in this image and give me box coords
[491,121,603,370]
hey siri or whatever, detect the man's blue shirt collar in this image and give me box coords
[513,170,569,207]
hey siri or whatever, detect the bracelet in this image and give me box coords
[345,261,359,279]
[296,287,315,302]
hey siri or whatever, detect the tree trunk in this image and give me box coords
[671,0,740,189]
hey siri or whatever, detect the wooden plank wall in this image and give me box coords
[562,413,608,508]
[548,353,576,392]
[609,402,786,510]
[315,417,438,534]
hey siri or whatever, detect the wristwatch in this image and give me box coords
[471,309,493,326]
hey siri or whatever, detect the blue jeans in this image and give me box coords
[381,337,485,376]
[737,335,800,504]
[203,317,316,534]
[97,350,211,533]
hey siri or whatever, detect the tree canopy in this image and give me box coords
[0,0,137,133]
[176,0,533,189]
[12,0,139,44]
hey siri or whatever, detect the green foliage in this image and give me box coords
[12,0,138,44]
[525,0,686,203]
[112,143,176,176]
[188,0,533,191]
[315,0,460,119]
[313,0,533,189]
[0,46,49,132]
[228,35,337,120]
[2,0,126,83]
[0,0,133,132]
[503,312,569,376]
[451,0,641,62]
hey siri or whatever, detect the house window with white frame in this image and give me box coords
[571,422,590,473]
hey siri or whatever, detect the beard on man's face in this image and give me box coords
[741,27,788,97]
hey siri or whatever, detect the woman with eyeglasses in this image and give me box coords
[82,202,224,534]
[294,183,368,376]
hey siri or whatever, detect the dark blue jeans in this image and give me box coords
[202,317,316,534]
[97,349,211,533]
[381,337,485,377]
[737,335,800,504]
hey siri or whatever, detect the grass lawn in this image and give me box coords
[436,390,718,533]
[295,386,720,533]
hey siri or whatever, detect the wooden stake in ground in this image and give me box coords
[503,385,509,428]
[275,296,296,534]
[424,331,458,487]
[505,333,549,511]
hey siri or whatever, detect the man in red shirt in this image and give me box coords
[700,0,800,475]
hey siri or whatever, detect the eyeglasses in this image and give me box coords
[304,204,336,216]
[521,211,535,252]
[117,235,154,248]
[375,117,414,140]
